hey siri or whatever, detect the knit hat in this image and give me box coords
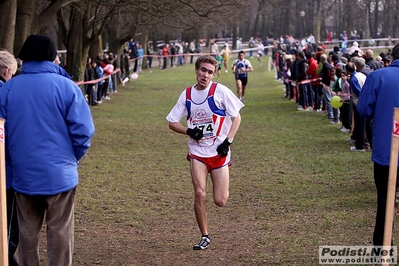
[331,54,339,61]
[382,54,392,62]
[18,35,57,62]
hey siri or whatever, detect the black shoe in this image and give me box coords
[193,236,210,250]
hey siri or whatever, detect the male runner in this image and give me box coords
[232,50,253,102]
[166,55,244,250]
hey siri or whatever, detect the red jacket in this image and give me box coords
[162,46,169,56]
[307,57,320,86]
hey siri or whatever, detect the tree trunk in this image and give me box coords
[251,3,261,38]
[395,0,399,38]
[232,22,237,50]
[89,37,101,61]
[14,0,36,55]
[342,0,351,39]
[141,30,149,69]
[363,1,371,47]
[282,6,289,38]
[0,0,17,53]
[315,0,323,42]
[65,3,84,81]
[373,0,379,37]
[386,0,393,37]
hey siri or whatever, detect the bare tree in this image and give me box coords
[14,0,79,55]
[0,0,17,52]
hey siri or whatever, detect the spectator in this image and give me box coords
[96,60,104,104]
[189,39,196,64]
[248,37,255,58]
[365,49,383,70]
[0,34,95,265]
[0,49,19,266]
[162,44,169,69]
[101,58,113,98]
[137,44,144,73]
[306,51,321,111]
[339,70,351,133]
[357,43,399,246]
[346,60,367,151]
[320,54,334,119]
[147,43,154,71]
[296,51,311,111]
[236,37,242,50]
[90,61,99,105]
[170,43,176,68]
[84,62,95,106]
[121,49,130,84]
[176,41,184,66]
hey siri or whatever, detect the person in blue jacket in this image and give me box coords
[357,44,399,246]
[0,49,19,266]
[0,35,95,265]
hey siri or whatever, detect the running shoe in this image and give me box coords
[193,236,210,250]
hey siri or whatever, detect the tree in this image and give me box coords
[0,0,17,52]
[14,0,79,55]
[315,0,323,42]
[57,1,118,80]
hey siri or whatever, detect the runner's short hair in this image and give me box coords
[195,55,218,72]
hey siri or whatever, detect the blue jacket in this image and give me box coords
[97,66,104,85]
[358,59,399,166]
[137,48,144,58]
[0,61,95,195]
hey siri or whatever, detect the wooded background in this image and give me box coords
[0,0,396,81]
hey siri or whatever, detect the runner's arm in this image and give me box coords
[227,113,242,140]
[169,122,188,135]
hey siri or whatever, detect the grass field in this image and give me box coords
[69,56,391,266]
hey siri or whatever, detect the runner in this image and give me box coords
[232,50,254,102]
[166,55,244,250]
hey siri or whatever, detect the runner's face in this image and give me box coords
[195,63,215,89]
[238,53,245,60]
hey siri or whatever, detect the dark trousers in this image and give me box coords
[308,84,315,108]
[147,56,152,69]
[102,79,109,98]
[124,66,129,78]
[163,57,168,69]
[353,105,365,149]
[17,188,76,266]
[97,83,103,102]
[170,56,175,67]
[373,163,399,246]
[284,82,291,98]
[87,85,94,105]
[366,118,373,148]
[340,101,351,129]
[312,84,323,110]
[7,188,19,266]
[298,83,311,108]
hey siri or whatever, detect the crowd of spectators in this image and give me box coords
[273,39,393,152]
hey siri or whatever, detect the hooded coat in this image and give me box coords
[358,59,399,166]
[0,61,95,195]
